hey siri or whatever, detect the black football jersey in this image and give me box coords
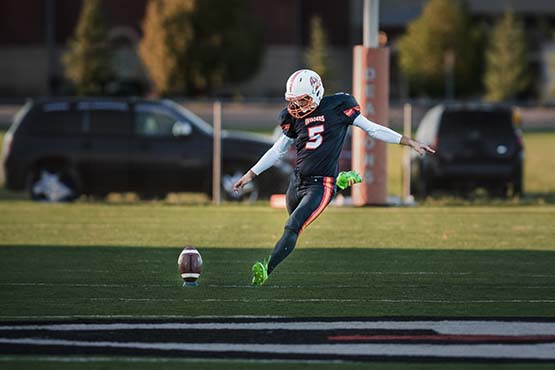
[279,93,361,177]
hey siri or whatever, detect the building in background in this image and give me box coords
[1,0,555,99]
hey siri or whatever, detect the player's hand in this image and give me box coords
[233,170,256,193]
[404,138,435,156]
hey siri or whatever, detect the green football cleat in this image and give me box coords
[251,258,269,286]
[336,170,363,190]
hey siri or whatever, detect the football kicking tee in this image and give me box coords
[233,69,435,286]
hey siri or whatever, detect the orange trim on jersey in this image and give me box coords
[300,177,334,233]
[343,105,361,117]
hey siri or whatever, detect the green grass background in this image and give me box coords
[0,203,554,249]
[2,129,555,200]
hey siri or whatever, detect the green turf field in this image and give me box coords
[1,245,554,317]
[0,203,554,319]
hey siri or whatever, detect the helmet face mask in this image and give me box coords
[287,94,317,119]
[285,69,324,119]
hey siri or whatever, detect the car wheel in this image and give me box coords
[221,169,259,202]
[28,166,80,202]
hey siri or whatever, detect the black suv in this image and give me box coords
[411,104,524,198]
[2,98,290,202]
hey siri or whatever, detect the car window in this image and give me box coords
[135,104,183,137]
[29,103,83,136]
[162,100,213,135]
[76,102,130,136]
[439,111,515,139]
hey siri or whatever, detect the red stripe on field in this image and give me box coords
[328,334,555,343]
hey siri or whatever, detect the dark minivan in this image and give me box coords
[411,104,524,198]
[2,98,290,201]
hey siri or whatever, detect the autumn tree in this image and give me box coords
[139,0,263,96]
[62,0,112,95]
[305,15,334,89]
[397,0,481,97]
[484,9,529,102]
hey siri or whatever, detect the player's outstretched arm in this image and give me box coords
[352,115,435,155]
[233,134,294,193]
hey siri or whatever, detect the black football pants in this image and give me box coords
[267,174,336,274]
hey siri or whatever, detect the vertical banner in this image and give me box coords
[352,46,389,206]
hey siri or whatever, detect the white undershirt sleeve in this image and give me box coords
[353,115,403,144]
[250,134,294,176]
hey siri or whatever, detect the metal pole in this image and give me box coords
[402,103,412,204]
[212,101,222,205]
[363,0,379,48]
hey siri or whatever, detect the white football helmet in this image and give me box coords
[284,69,324,119]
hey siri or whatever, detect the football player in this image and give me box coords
[233,69,435,286]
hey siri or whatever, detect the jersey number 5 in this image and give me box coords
[306,125,324,150]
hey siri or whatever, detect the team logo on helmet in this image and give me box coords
[309,76,321,91]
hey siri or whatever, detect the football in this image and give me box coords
[178,247,203,286]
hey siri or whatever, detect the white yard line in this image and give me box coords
[0,315,284,320]
[0,338,554,360]
[84,298,555,304]
[0,283,175,288]
[2,320,555,336]
[0,298,553,306]
[2,282,553,289]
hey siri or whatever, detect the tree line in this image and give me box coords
[64,0,532,102]
[63,0,262,97]
[398,0,530,102]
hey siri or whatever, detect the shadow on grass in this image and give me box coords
[0,245,554,318]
